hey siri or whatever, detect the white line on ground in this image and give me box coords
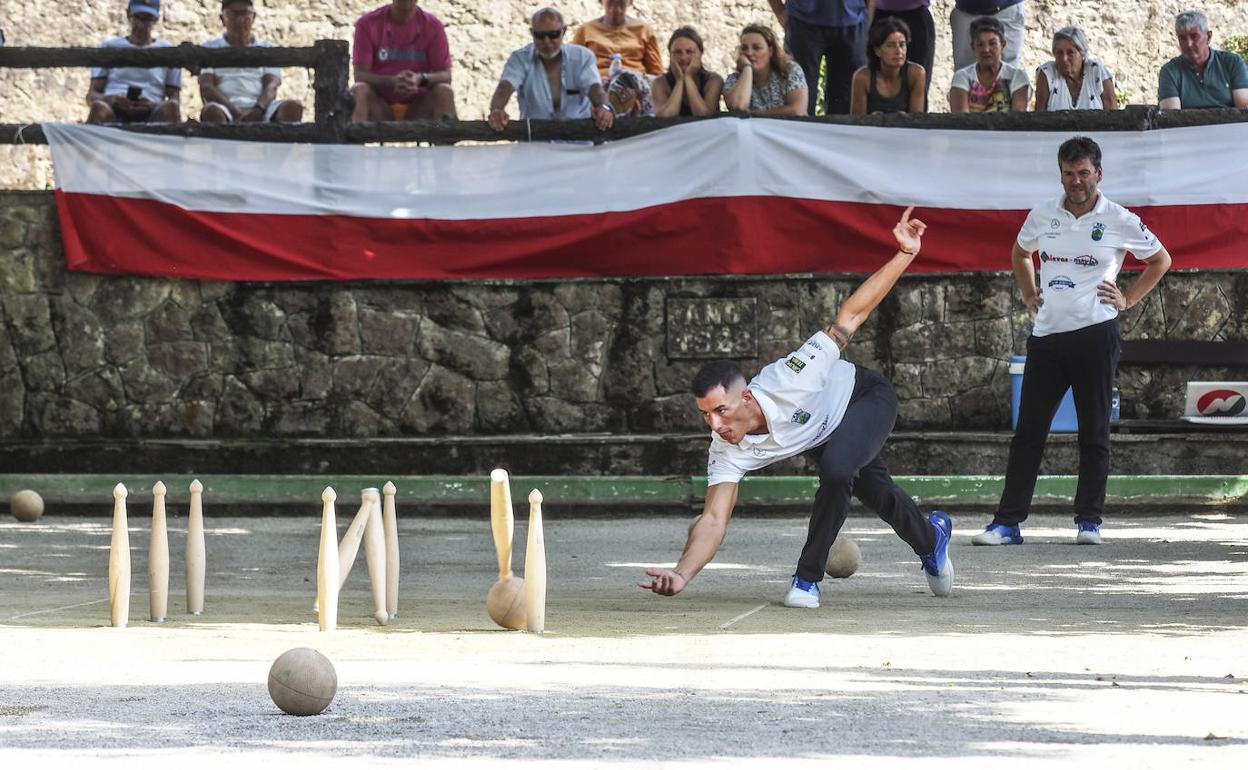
[8,598,108,621]
[720,603,768,629]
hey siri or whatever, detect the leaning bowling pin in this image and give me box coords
[524,489,547,634]
[490,469,515,583]
[362,489,388,626]
[186,479,205,615]
[316,487,339,632]
[109,483,131,628]
[149,481,169,623]
[382,482,399,620]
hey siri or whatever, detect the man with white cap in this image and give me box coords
[86,0,181,124]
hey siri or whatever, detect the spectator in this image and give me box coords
[571,0,662,78]
[651,26,724,118]
[1035,26,1116,111]
[873,1,936,105]
[948,15,1029,112]
[199,0,303,124]
[86,0,181,124]
[950,1,1025,71]
[767,0,869,116]
[350,0,456,122]
[1158,10,1248,109]
[850,17,927,114]
[723,24,808,117]
[486,8,614,132]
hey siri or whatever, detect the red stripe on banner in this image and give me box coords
[55,191,1248,281]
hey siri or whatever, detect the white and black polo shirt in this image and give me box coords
[1017,193,1164,336]
[706,330,857,486]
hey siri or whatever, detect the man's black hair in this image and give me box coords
[1058,135,1102,170]
[691,360,747,398]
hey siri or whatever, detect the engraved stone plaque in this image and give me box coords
[666,298,758,359]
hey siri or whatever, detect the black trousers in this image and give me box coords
[873,5,936,108]
[996,319,1122,526]
[786,16,867,116]
[797,367,936,582]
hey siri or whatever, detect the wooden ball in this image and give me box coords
[825,536,861,579]
[486,577,526,630]
[11,490,44,522]
[267,648,337,716]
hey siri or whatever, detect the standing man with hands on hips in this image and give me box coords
[972,136,1172,547]
[639,207,955,608]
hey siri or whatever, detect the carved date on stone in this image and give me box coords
[666,298,757,359]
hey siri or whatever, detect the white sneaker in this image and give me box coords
[971,523,1024,546]
[782,575,820,608]
[1076,522,1103,545]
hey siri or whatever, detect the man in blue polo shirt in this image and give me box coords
[1158,10,1248,109]
[768,0,869,115]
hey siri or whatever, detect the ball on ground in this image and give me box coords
[825,536,861,578]
[11,490,44,522]
[267,647,337,716]
[486,577,526,629]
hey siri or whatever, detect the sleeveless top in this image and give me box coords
[867,63,914,113]
[662,69,712,116]
[1037,58,1113,110]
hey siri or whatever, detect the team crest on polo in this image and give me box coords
[1091,223,1106,241]
[791,409,812,425]
[785,357,806,373]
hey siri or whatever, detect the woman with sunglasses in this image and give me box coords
[651,26,723,117]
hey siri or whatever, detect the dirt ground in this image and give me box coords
[1,507,1246,768]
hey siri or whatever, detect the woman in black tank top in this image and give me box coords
[652,26,724,117]
[850,17,927,115]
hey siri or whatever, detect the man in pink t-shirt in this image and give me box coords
[351,0,456,121]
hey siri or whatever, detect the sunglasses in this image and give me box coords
[531,28,564,41]
[133,13,157,22]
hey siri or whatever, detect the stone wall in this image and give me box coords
[3,1,1247,187]
[2,190,1245,448]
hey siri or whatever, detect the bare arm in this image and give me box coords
[768,0,788,26]
[1010,84,1029,112]
[198,73,240,117]
[1011,241,1043,313]
[486,80,515,131]
[639,481,739,596]
[1234,88,1248,109]
[651,71,682,117]
[353,63,397,93]
[724,65,752,112]
[1099,247,1172,310]
[86,76,110,107]
[831,206,927,339]
[686,73,722,116]
[256,73,279,110]
[1158,96,1181,109]
[1034,69,1049,112]
[1101,77,1118,110]
[949,86,969,113]
[907,64,926,113]
[850,68,868,115]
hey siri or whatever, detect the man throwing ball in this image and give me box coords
[639,207,953,608]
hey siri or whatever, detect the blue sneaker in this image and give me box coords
[920,510,954,597]
[1076,521,1102,545]
[971,522,1024,546]
[782,575,820,608]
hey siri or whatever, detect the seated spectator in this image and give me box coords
[948,15,1029,112]
[950,0,1025,71]
[873,1,936,104]
[723,24,808,117]
[850,17,927,114]
[350,0,456,122]
[487,8,614,132]
[1034,26,1116,111]
[86,0,181,124]
[199,0,303,124]
[1158,10,1248,109]
[573,1,661,123]
[651,26,724,117]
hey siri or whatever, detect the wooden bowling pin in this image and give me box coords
[316,487,339,632]
[109,483,131,628]
[382,481,399,620]
[148,481,169,623]
[186,479,205,615]
[524,489,547,634]
[490,469,514,582]
[362,489,388,625]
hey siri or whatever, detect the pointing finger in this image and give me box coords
[900,205,914,223]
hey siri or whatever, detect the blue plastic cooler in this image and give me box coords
[1008,355,1079,432]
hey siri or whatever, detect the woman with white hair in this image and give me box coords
[1034,26,1117,111]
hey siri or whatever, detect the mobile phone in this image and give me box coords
[126,86,143,101]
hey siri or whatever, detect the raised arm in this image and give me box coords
[829,206,927,341]
[639,481,738,596]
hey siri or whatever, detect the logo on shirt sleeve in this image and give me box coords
[791,409,812,425]
[785,357,806,373]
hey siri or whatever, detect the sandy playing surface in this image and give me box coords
[2,510,1246,767]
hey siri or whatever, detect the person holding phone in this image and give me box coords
[86,0,181,124]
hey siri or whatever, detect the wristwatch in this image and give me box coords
[419,72,429,88]
[596,102,614,113]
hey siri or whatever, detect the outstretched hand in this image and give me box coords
[638,568,688,597]
[893,205,927,255]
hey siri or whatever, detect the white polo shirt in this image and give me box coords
[706,331,857,486]
[1017,193,1163,337]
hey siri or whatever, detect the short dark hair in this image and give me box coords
[1057,136,1102,170]
[691,360,746,398]
[968,16,1006,48]
[867,17,911,71]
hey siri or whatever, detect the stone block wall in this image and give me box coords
[2,190,1245,444]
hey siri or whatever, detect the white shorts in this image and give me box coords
[204,99,291,122]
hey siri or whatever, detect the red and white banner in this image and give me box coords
[46,120,1248,281]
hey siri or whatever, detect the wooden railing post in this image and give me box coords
[312,39,350,142]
